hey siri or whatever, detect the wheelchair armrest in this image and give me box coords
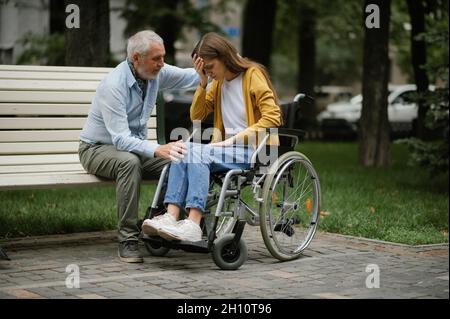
[250,128,306,168]
[266,128,306,140]
[265,127,306,148]
[250,93,312,168]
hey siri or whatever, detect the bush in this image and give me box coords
[397,23,449,175]
[17,32,66,66]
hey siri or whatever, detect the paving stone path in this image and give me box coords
[0,227,448,300]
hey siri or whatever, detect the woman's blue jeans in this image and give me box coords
[164,142,253,213]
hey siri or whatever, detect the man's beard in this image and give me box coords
[136,64,158,80]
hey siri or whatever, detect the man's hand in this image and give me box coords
[154,140,187,161]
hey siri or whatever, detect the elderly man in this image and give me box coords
[79,30,199,263]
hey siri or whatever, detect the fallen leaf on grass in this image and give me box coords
[46,203,57,209]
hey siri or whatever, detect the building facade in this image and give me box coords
[0,0,242,66]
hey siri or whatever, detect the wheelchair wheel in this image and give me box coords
[212,234,247,270]
[144,241,170,257]
[259,151,321,261]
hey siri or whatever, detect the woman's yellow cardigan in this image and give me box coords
[190,66,282,146]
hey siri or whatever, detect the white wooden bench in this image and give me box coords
[0,64,162,190]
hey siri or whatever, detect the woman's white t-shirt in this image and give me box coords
[220,73,247,140]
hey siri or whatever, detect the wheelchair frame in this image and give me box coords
[140,95,321,270]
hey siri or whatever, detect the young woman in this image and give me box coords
[142,32,282,242]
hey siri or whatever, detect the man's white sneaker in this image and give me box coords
[142,213,177,236]
[158,219,202,242]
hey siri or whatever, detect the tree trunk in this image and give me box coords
[50,0,66,34]
[242,0,277,68]
[359,0,391,167]
[154,0,179,65]
[297,1,317,129]
[65,0,110,67]
[407,0,430,139]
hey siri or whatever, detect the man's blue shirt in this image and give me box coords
[80,60,199,158]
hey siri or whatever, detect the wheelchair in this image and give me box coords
[140,94,321,270]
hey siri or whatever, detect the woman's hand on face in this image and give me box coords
[193,54,208,88]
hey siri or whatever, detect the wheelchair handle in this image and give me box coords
[293,93,314,103]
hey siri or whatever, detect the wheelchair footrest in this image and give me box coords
[141,234,210,253]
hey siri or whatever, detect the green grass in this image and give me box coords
[0,185,156,239]
[298,142,449,245]
[0,142,448,245]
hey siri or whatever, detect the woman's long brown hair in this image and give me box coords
[191,32,279,103]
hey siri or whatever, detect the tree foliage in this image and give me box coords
[16,33,65,66]
[398,4,449,175]
[390,0,415,82]
[272,0,364,91]
[120,0,229,64]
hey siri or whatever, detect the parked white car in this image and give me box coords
[317,84,430,137]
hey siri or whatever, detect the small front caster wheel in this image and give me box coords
[212,234,247,270]
[144,241,170,257]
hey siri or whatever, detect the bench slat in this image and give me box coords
[0,154,81,166]
[0,104,90,115]
[0,79,100,91]
[0,130,82,142]
[0,129,157,142]
[0,142,80,155]
[3,170,90,176]
[0,104,157,116]
[0,117,156,129]
[0,163,84,174]
[0,65,112,73]
[0,91,95,103]
[0,71,108,81]
[0,140,157,155]
[0,173,114,190]
[0,118,87,129]
[0,173,156,190]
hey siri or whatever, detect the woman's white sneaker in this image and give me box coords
[158,219,202,242]
[142,213,177,236]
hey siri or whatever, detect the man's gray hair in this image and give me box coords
[127,30,164,59]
